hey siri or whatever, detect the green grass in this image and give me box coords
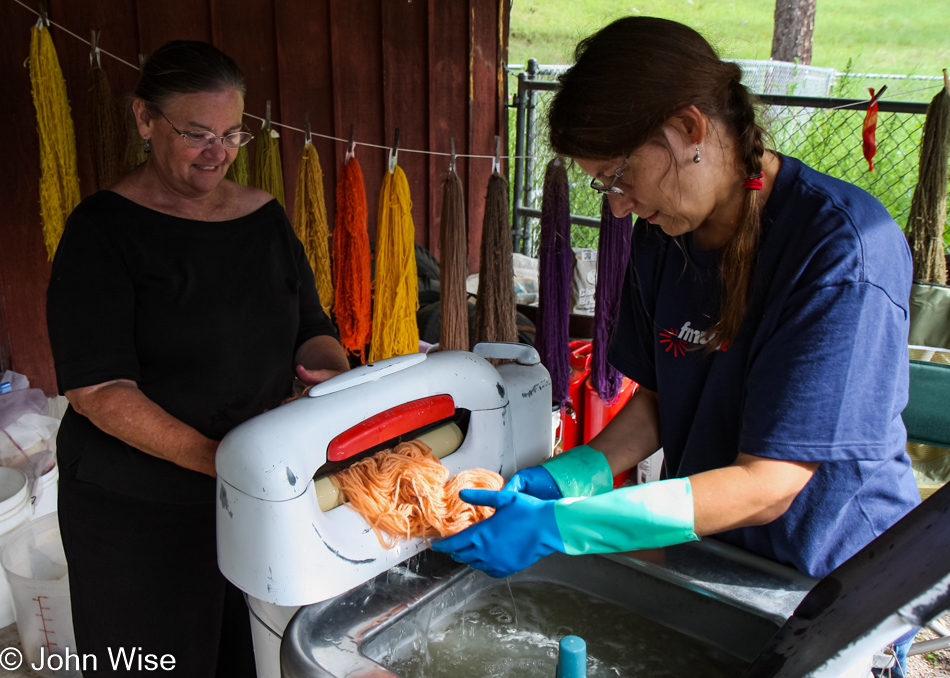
[509,0,950,77]
[508,1,950,257]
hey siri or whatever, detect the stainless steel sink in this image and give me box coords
[280,539,816,677]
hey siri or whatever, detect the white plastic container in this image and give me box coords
[0,468,32,627]
[0,512,79,678]
[31,462,59,520]
[247,596,299,678]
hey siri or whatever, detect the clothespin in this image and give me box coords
[304,112,311,146]
[345,124,355,163]
[264,100,272,131]
[868,85,888,107]
[89,30,101,68]
[492,135,502,174]
[388,128,400,174]
[36,1,49,29]
[449,137,457,173]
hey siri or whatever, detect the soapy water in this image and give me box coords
[378,581,746,678]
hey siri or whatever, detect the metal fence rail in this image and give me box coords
[511,61,948,258]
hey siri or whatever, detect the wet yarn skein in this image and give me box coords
[87,64,123,191]
[333,157,372,362]
[225,143,249,186]
[254,122,286,207]
[370,165,419,361]
[475,172,518,345]
[590,196,632,405]
[293,141,334,315]
[438,169,469,351]
[29,23,81,259]
[536,157,573,403]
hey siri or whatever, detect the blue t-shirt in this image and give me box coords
[608,155,920,578]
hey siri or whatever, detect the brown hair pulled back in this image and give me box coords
[135,40,246,114]
[548,17,767,350]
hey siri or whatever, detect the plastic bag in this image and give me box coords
[0,371,59,510]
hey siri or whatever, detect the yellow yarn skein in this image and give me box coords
[370,165,419,361]
[254,124,285,207]
[29,24,81,260]
[225,143,250,186]
[293,141,334,315]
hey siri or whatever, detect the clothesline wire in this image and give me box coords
[14,0,943,159]
[242,112,525,160]
[12,0,533,162]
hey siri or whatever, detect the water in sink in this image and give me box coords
[376,580,748,678]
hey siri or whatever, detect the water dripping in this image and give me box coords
[505,577,519,627]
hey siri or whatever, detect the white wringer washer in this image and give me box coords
[215,342,553,677]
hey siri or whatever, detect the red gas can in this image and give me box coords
[583,376,638,487]
[559,340,593,452]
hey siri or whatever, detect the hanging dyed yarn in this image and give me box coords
[370,164,419,361]
[536,157,573,403]
[87,64,123,191]
[906,78,950,285]
[293,140,334,314]
[29,20,81,260]
[225,144,250,186]
[333,156,372,361]
[475,172,518,345]
[438,169,469,351]
[254,120,286,207]
[590,196,633,405]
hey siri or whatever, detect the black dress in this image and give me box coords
[46,192,337,676]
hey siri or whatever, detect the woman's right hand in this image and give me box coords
[502,466,563,500]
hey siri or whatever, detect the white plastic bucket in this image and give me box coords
[247,596,299,678]
[0,512,79,678]
[31,462,59,520]
[0,468,32,628]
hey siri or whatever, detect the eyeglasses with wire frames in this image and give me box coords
[589,153,631,196]
[157,109,253,150]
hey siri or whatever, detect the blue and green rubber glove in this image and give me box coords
[431,478,698,578]
[503,444,614,500]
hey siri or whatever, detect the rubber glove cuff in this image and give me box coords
[554,477,698,555]
[503,465,562,500]
[541,444,614,498]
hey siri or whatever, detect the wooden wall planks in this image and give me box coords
[0,0,509,394]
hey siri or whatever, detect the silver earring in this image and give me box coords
[144,138,152,153]
[693,146,701,163]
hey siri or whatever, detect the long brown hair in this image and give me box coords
[548,17,766,350]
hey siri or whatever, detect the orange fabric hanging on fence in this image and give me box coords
[332,156,372,361]
[370,164,419,361]
[29,22,81,260]
[862,86,884,171]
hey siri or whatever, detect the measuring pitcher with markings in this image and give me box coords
[0,512,79,678]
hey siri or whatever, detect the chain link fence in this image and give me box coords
[510,61,949,259]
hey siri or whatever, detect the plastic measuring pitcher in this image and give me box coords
[0,467,32,628]
[0,512,79,678]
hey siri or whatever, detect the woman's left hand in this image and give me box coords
[431,489,563,578]
[295,363,344,386]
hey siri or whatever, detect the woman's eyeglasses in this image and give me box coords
[158,110,253,150]
[589,154,630,196]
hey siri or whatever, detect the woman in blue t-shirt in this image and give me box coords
[433,14,919,608]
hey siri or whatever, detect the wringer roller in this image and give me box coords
[214,342,553,676]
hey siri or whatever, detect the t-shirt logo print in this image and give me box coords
[660,321,724,356]
[659,328,689,357]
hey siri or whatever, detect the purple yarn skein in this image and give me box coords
[536,157,573,404]
[590,195,633,405]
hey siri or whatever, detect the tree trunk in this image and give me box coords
[771,0,817,65]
